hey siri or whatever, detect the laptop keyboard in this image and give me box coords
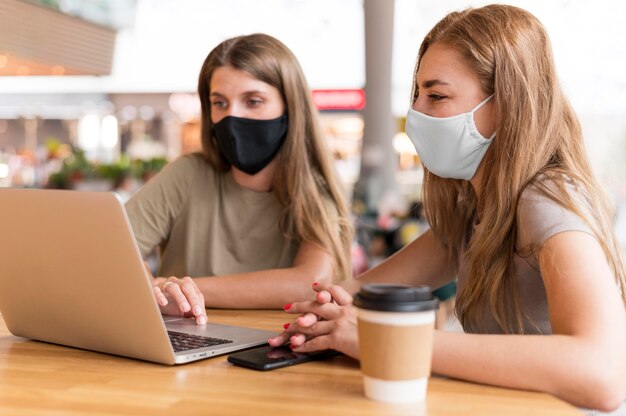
[167,330,233,353]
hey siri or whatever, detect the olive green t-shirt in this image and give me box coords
[125,153,299,277]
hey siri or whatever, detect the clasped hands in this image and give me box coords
[268,283,360,360]
[145,259,357,356]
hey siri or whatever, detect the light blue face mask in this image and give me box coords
[405,94,495,180]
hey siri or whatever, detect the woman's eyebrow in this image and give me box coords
[210,90,267,97]
[240,90,267,96]
[421,79,450,88]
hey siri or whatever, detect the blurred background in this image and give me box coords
[1,0,626,270]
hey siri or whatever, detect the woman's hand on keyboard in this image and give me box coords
[152,276,208,325]
[268,284,360,359]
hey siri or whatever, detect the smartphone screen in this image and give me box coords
[227,345,338,371]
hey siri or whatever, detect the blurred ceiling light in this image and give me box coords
[0,163,9,179]
[392,132,417,155]
[101,115,119,149]
[51,65,65,76]
[16,66,29,76]
[0,53,84,76]
[78,114,100,151]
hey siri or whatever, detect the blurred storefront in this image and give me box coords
[0,89,372,192]
[1,0,625,260]
[0,0,375,195]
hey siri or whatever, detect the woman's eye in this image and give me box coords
[428,94,446,101]
[211,101,227,109]
[247,99,263,107]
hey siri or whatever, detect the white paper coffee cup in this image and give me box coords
[354,284,438,403]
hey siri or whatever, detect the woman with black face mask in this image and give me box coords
[125,34,353,323]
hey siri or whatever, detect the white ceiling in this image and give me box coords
[0,0,624,116]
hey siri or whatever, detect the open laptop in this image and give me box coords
[0,188,277,365]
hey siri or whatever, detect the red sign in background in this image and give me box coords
[311,89,366,111]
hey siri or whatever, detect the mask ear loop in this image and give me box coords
[471,94,496,139]
[471,94,495,112]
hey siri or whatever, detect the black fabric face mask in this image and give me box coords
[213,114,288,175]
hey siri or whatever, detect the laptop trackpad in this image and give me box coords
[163,316,185,323]
[165,318,278,343]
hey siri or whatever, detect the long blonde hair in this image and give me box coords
[413,5,626,333]
[197,33,353,280]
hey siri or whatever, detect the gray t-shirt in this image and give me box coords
[457,177,595,334]
[125,153,299,277]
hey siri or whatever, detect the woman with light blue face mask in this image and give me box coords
[405,93,494,180]
[271,4,626,412]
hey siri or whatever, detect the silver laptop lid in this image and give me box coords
[0,189,177,364]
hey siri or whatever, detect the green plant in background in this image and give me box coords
[46,148,168,189]
[96,156,131,188]
[47,148,96,189]
[130,157,168,181]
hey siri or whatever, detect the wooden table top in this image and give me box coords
[0,309,580,415]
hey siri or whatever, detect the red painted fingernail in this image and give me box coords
[283,303,292,310]
[283,323,290,329]
[289,344,296,350]
[312,282,319,288]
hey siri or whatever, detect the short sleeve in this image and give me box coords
[125,154,206,257]
[517,177,595,262]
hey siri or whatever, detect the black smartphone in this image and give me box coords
[227,345,339,371]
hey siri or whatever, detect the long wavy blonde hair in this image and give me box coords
[413,5,626,333]
[197,33,353,280]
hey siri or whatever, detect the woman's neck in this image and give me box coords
[469,160,486,198]
[230,160,277,192]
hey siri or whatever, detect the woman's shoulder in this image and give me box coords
[161,153,220,182]
[519,173,591,209]
[517,173,594,248]
[167,152,214,174]
[135,153,220,199]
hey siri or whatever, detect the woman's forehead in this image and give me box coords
[210,66,273,93]
[416,43,477,86]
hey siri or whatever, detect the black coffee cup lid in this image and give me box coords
[353,284,439,312]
